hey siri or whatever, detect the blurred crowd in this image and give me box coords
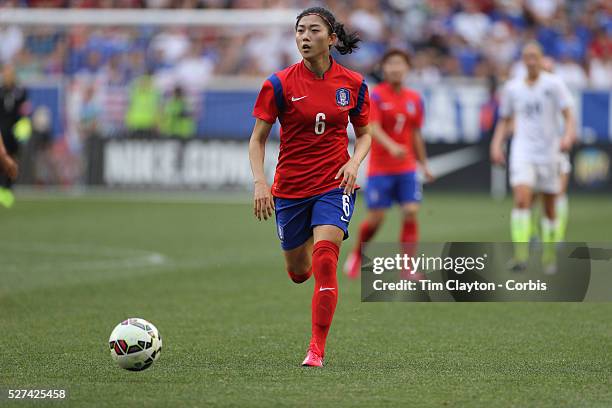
[0,0,609,185]
[0,0,609,90]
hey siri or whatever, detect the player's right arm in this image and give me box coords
[490,83,513,166]
[0,132,18,180]
[250,77,281,221]
[249,119,275,221]
[490,117,512,166]
[369,90,405,159]
[370,123,406,159]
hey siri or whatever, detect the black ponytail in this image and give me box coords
[333,21,360,55]
[296,7,361,55]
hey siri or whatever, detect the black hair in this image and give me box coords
[380,48,411,66]
[295,7,361,55]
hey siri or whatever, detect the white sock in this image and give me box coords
[541,217,557,242]
[556,194,568,213]
[511,208,531,242]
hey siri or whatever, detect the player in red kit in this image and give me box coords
[344,49,433,279]
[249,7,371,367]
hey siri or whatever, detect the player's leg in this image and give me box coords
[397,171,422,277]
[344,175,392,278]
[400,203,419,242]
[303,189,356,366]
[283,237,314,283]
[555,169,570,242]
[540,192,557,273]
[303,225,343,366]
[529,193,541,242]
[344,208,385,278]
[274,196,316,283]
[359,210,386,247]
[399,202,420,275]
[0,132,18,208]
[511,185,533,266]
[541,192,556,240]
[537,162,562,273]
[509,162,535,267]
[398,171,422,246]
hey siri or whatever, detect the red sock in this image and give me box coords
[287,267,312,284]
[359,221,377,243]
[310,240,340,356]
[400,218,418,256]
[354,220,377,255]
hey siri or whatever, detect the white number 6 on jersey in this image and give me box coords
[342,194,351,217]
[315,112,326,135]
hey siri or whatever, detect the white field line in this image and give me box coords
[0,240,280,275]
[0,241,168,273]
[13,188,252,205]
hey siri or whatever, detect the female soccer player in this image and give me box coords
[529,56,575,243]
[344,49,433,279]
[249,7,371,367]
[490,43,574,273]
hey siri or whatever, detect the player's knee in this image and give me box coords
[402,211,417,221]
[515,200,530,209]
[401,205,418,220]
[543,205,555,220]
[367,212,385,229]
[367,218,383,232]
[286,264,311,284]
[514,194,530,209]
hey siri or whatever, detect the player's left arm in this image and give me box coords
[337,79,372,195]
[412,128,434,183]
[560,108,576,152]
[556,78,576,152]
[336,125,371,195]
[411,95,433,182]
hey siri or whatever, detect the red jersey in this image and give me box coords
[252,58,370,199]
[368,82,424,176]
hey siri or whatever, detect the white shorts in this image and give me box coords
[560,153,571,175]
[510,161,561,194]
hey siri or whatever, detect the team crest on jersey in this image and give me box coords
[406,101,416,114]
[336,88,351,107]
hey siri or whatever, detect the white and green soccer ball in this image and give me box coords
[108,318,162,371]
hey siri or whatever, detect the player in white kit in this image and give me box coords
[529,56,574,243]
[490,42,575,272]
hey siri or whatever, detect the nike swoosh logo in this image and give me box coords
[425,146,484,180]
[291,96,307,101]
[319,287,335,292]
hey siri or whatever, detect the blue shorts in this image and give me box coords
[274,188,357,251]
[365,171,421,209]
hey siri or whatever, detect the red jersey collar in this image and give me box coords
[300,56,337,80]
[381,81,405,95]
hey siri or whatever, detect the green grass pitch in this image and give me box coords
[1,191,611,407]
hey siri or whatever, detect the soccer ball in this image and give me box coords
[108,318,162,371]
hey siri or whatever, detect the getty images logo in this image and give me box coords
[372,253,489,275]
